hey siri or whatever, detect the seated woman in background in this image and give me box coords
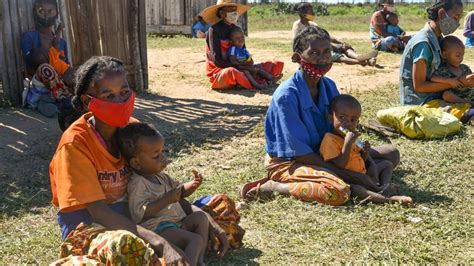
[202,0,284,90]
[21,0,74,127]
[399,0,474,124]
[370,0,410,52]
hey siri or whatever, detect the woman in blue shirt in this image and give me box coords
[399,0,473,106]
[241,26,400,205]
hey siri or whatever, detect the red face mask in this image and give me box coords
[88,91,135,127]
[299,59,333,82]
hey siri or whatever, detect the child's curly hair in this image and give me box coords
[293,25,330,54]
[294,2,312,15]
[440,35,464,52]
[329,94,361,114]
[117,122,163,162]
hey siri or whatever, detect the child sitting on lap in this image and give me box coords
[320,94,412,205]
[227,27,275,90]
[118,123,208,266]
[23,47,72,118]
[426,36,474,124]
[385,12,409,52]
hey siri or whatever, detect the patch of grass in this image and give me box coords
[248,3,474,32]
[147,35,205,50]
[2,83,473,264]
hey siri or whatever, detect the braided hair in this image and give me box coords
[71,56,125,112]
[426,0,463,21]
[59,56,126,131]
[293,25,330,54]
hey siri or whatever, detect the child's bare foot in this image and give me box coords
[356,50,379,61]
[389,195,413,206]
[367,58,377,67]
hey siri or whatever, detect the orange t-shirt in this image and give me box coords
[49,112,132,212]
[319,132,367,174]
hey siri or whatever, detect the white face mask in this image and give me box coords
[225,11,239,24]
[385,6,395,12]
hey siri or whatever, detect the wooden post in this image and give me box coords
[2,0,21,105]
[138,0,148,91]
[129,0,144,92]
[58,0,73,68]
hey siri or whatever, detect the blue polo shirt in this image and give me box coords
[264,70,340,160]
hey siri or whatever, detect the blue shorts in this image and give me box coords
[154,221,180,233]
[379,36,400,51]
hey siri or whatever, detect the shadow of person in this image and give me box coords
[205,247,263,265]
[391,168,452,204]
[213,82,279,97]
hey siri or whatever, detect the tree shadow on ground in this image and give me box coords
[0,94,267,216]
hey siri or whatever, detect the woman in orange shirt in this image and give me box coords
[49,56,192,264]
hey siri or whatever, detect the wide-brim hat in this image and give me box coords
[200,0,251,25]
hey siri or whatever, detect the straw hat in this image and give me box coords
[200,0,250,25]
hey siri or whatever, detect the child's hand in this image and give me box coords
[459,74,474,88]
[360,141,370,160]
[448,78,463,88]
[165,187,182,203]
[344,131,360,145]
[52,22,64,50]
[190,170,203,189]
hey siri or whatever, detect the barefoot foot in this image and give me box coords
[389,195,413,206]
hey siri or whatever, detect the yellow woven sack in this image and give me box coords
[376,106,461,139]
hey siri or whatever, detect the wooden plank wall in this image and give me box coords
[0,0,148,105]
[1,0,36,105]
[146,0,248,35]
[57,0,148,91]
